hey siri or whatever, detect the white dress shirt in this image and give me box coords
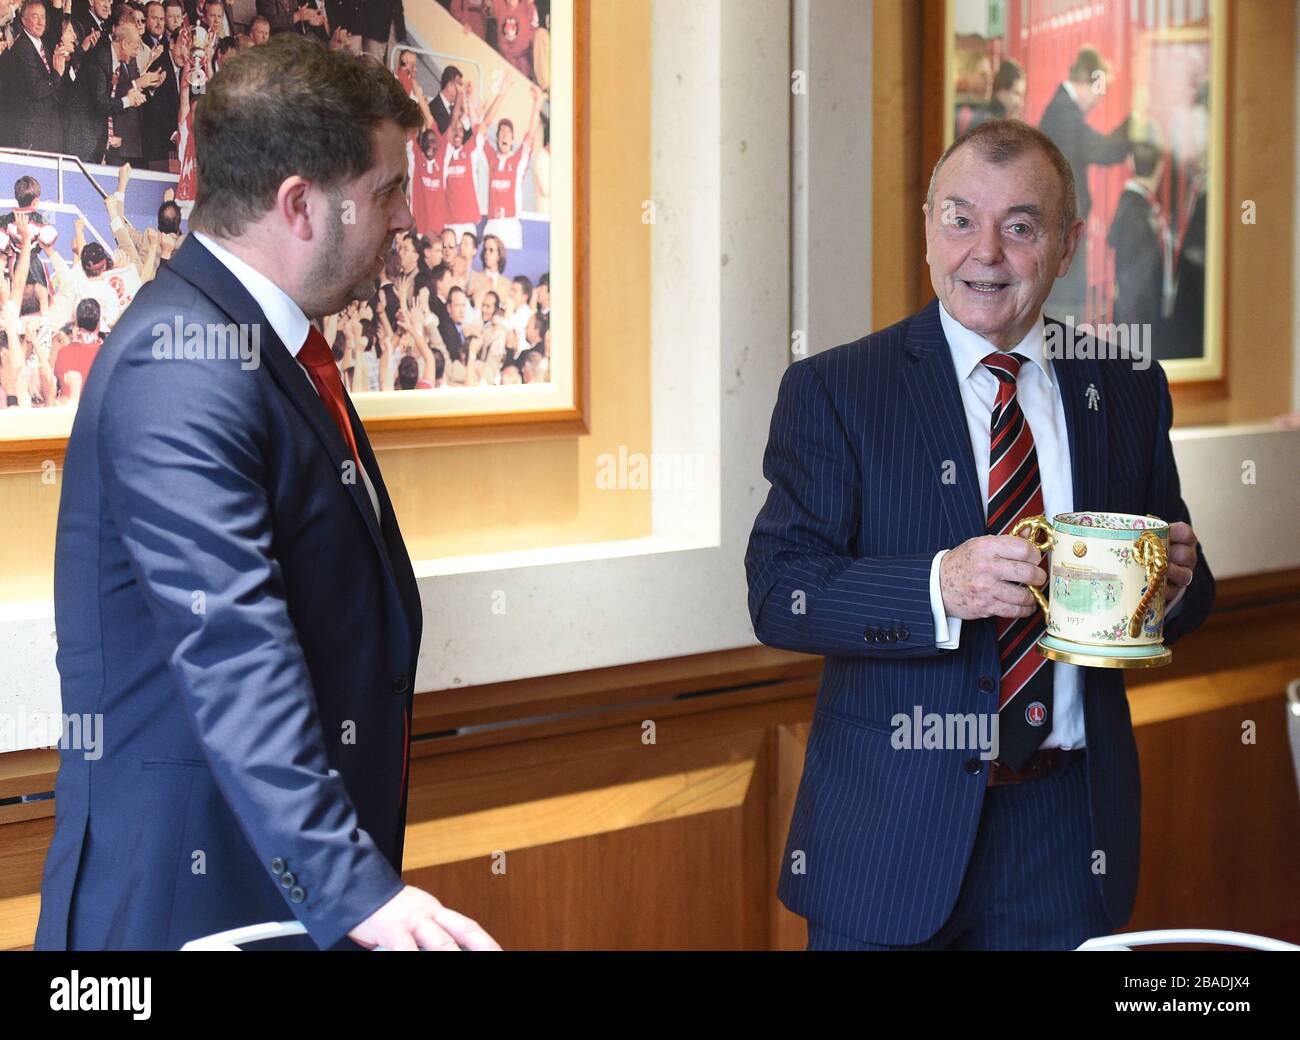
[193,232,382,522]
[928,302,1085,751]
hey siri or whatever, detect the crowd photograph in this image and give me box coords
[0,0,555,409]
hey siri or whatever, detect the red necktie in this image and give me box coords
[297,327,410,805]
[296,326,360,464]
[982,351,1053,769]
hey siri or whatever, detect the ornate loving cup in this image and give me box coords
[1011,511,1173,669]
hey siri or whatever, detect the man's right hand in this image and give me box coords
[347,885,502,951]
[939,535,1046,621]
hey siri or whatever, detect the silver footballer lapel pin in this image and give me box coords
[1086,384,1100,411]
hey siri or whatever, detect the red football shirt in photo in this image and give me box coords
[483,140,532,220]
[442,128,484,226]
[410,147,447,237]
[55,332,102,392]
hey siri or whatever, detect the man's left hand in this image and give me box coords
[1164,521,1198,611]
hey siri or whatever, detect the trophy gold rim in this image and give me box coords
[1037,637,1172,669]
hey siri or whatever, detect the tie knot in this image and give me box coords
[981,351,1027,383]
[298,326,335,369]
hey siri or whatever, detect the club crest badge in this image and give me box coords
[1025,701,1048,727]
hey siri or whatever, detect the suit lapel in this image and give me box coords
[165,237,408,607]
[1048,319,1108,514]
[901,299,986,544]
[345,393,423,647]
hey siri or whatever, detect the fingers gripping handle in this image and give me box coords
[1010,515,1055,619]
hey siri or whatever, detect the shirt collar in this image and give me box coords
[194,231,311,357]
[937,300,1054,389]
[1062,79,1080,105]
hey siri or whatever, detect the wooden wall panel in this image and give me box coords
[2,575,1297,950]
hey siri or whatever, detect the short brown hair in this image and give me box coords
[190,34,422,238]
[926,118,1078,237]
[1069,45,1109,84]
[991,58,1023,95]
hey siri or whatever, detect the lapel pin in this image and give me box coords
[1086,384,1100,411]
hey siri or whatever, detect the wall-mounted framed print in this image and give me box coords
[943,0,1227,391]
[0,0,587,472]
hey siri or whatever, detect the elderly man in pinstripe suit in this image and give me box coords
[746,120,1214,950]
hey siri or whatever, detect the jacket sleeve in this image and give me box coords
[89,54,128,120]
[1080,112,1131,166]
[1145,361,1215,644]
[97,335,404,950]
[745,358,943,658]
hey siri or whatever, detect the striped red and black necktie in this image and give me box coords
[982,351,1052,770]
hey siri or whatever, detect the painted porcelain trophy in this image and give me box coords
[1012,511,1172,669]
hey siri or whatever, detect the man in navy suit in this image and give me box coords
[747,119,1214,950]
[4,0,69,151]
[37,34,499,952]
[1038,46,1131,321]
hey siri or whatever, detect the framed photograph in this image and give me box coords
[943,0,1226,389]
[0,0,587,472]
[352,0,588,449]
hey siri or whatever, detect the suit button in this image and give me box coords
[289,886,306,904]
[881,630,896,643]
[978,676,995,693]
[393,674,409,694]
[280,871,295,888]
[863,628,876,642]
[897,627,909,641]
[964,757,983,775]
[270,857,286,874]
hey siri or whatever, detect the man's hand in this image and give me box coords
[939,535,1046,621]
[348,885,502,951]
[1163,521,1197,611]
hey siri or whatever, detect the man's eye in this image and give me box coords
[952,215,970,228]
[1007,223,1032,236]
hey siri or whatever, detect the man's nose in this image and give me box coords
[393,197,416,234]
[970,224,1004,266]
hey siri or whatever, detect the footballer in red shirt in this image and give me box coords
[409,128,448,239]
[440,78,509,238]
[483,83,543,250]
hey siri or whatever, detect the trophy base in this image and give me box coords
[1037,634,1173,669]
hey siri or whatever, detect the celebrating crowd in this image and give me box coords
[0,157,551,408]
[0,0,407,168]
[0,0,554,406]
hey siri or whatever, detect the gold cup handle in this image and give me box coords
[1010,515,1056,618]
[1128,529,1169,638]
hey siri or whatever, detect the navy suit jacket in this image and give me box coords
[1038,84,1130,223]
[36,236,423,950]
[745,298,1214,945]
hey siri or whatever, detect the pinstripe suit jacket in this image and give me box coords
[745,298,1215,944]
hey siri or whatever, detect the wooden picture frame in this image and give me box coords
[937,0,1228,398]
[0,0,588,474]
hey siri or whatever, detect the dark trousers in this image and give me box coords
[806,753,1113,951]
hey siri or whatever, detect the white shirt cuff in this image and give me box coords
[930,549,962,650]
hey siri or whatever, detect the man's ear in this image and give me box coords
[1057,217,1085,277]
[274,176,315,242]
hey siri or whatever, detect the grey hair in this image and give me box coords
[926,118,1079,238]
